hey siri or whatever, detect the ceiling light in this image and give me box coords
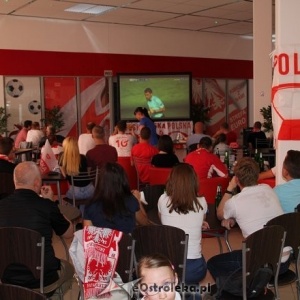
[65,4,115,15]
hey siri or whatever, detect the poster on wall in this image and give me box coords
[79,77,110,141]
[5,76,41,136]
[227,79,248,139]
[204,79,226,136]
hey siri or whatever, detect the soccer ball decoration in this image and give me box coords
[6,79,24,98]
[28,100,41,115]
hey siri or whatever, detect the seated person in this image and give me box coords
[185,136,228,179]
[131,127,158,184]
[213,133,230,157]
[0,161,73,289]
[186,121,209,150]
[26,121,44,148]
[109,120,136,157]
[207,157,283,281]
[247,121,267,149]
[274,150,300,213]
[151,135,179,168]
[212,122,237,145]
[39,125,64,148]
[0,137,16,173]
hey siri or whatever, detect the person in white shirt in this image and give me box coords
[158,163,208,289]
[207,157,283,280]
[108,120,136,157]
[78,122,96,155]
[26,121,44,148]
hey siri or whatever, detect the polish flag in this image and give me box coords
[40,140,58,175]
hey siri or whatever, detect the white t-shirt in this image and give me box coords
[78,133,95,155]
[26,129,44,147]
[109,133,136,157]
[224,184,283,238]
[158,193,207,259]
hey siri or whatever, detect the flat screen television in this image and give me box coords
[117,73,191,121]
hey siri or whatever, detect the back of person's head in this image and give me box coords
[144,88,153,94]
[199,136,212,149]
[47,134,57,146]
[234,157,259,187]
[24,120,32,129]
[194,121,204,133]
[283,150,300,179]
[46,125,56,136]
[86,122,96,133]
[61,136,80,175]
[14,161,40,188]
[0,137,14,156]
[253,121,262,130]
[91,162,131,218]
[92,125,105,139]
[220,122,229,130]
[134,107,151,118]
[158,135,174,154]
[137,253,176,279]
[116,120,127,132]
[140,126,151,141]
[217,133,227,144]
[166,163,202,214]
[32,122,40,130]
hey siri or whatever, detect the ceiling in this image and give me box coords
[0,0,274,36]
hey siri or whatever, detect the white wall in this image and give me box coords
[0,15,253,60]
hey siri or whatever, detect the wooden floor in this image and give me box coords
[52,226,298,299]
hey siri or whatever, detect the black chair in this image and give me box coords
[266,212,300,294]
[0,172,15,199]
[208,225,286,300]
[202,203,232,253]
[0,283,46,300]
[0,227,74,299]
[133,224,188,283]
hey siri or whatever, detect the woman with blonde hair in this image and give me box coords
[59,136,94,200]
[158,163,208,287]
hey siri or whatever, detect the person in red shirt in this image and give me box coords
[212,122,237,145]
[14,120,32,148]
[131,126,158,184]
[185,136,228,179]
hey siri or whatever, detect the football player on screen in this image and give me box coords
[144,87,165,118]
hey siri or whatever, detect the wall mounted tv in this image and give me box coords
[117,73,192,121]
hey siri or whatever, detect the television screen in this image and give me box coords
[117,73,191,121]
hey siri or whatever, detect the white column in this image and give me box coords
[253,0,273,125]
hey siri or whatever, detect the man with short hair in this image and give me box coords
[0,161,73,288]
[109,120,136,157]
[212,122,237,145]
[86,125,118,169]
[207,157,283,280]
[144,87,165,119]
[247,121,267,149]
[0,137,16,173]
[186,121,209,149]
[78,122,96,155]
[14,120,32,148]
[131,126,158,184]
[274,150,300,213]
[185,136,228,179]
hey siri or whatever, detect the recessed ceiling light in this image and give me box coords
[65,4,115,15]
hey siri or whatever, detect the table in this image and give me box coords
[42,173,67,204]
[14,148,33,162]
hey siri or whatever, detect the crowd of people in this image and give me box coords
[1,114,299,299]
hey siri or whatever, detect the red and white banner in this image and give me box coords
[272,47,300,141]
[39,139,58,175]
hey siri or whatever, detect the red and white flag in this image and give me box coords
[39,139,58,175]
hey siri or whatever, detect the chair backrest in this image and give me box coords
[0,283,46,300]
[199,177,229,204]
[70,168,99,206]
[132,225,188,283]
[117,156,138,190]
[266,212,300,259]
[115,233,135,283]
[149,166,172,185]
[132,156,152,187]
[0,172,15,199]
[242,225,285,299]
[0,227,45,293]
